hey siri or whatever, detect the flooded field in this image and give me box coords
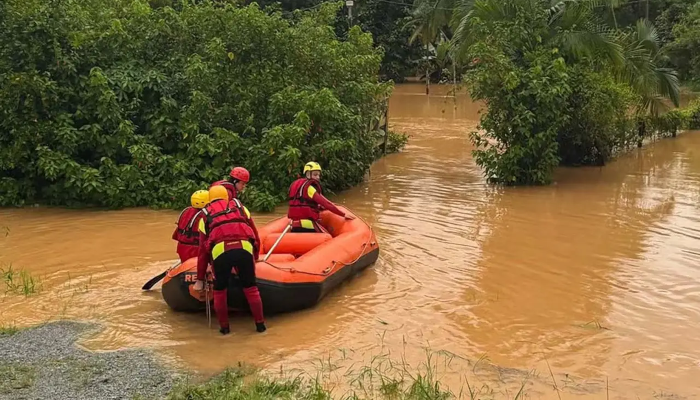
[1,84,699,398]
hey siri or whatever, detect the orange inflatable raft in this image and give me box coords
[161,206,379,314]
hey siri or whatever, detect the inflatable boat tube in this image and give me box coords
[161,206,379,314]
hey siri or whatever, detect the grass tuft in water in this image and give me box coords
[166,367,334,400]
[165,352,465,400]
[162,344,613,400]
[0,322,20,336]
[1,264,42,296]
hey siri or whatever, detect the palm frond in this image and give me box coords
[449,0,477,54]
[655,66,680,107]
[409,0,455,45]
[548,0,591,26]
[616,18,680,113]
[632,18,659,55]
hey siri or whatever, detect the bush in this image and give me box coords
[458,0,683,185]
[0,0,402,211]
[688,99,700,129]
[645,98,700,139]
[465,1,571,185]
[557,68,639,166]
[669,2,700,85]
[384,130,410,154]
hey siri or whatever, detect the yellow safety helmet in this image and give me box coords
[190,190,210,209]
[208,185,229,202]
[303,161,322,174]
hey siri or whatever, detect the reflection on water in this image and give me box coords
[1,84,699,398]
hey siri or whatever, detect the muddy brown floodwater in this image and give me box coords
[1,84,700,399]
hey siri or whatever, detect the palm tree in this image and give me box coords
[619,19,680,145]
[408,0,455,94]
[449,0,679,110]
[449,0,624,67]
[409,0,679,130]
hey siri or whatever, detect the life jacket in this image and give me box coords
[200,198,256,259]
[287,178,323,221]
[210,180,237,201]
[174,207,203,246]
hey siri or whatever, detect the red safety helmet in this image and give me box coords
[229,167,250,183]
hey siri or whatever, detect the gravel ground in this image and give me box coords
[0,321,179,400]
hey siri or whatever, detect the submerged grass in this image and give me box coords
[165,367,332,400]
[163,348,545,400]
[0,323,20,336]
[1,264,42,296]
[165,365,458,400]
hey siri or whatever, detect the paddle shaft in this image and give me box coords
[263,221,293,262]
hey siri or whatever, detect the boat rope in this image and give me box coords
[205,269,213,328]
[205,282,211,328]
[260,215,376,277]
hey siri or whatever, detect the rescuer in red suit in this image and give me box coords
[172,190,209,262]
[287,161,354,233]
[193,173,265,334]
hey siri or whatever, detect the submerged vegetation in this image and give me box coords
[403,0,700,185]
[166,366,457,400]
[0,323,20,337]
[165,346,619,400]
[1,264,42,297]
[167,356,530,400]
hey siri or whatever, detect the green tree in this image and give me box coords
[408,0,456,93]
[239,0,426,83]
[448,0,680,184]
[668,2,700,85]
[459,0,573,185]
[357,0,427,82]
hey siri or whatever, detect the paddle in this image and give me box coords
[141,260,180,291]
[263,220,293,262]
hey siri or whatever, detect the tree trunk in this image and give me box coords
[646,0,649,20]
[611,4,618,29]
[425,44,430,95]
[452,61,457,105]
[637,119,646,148]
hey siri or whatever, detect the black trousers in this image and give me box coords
[212,248,256,291]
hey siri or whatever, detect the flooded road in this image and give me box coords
[2,84,700,398]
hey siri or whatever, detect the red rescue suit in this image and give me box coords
[196,197,264,331]
[172,207,205,262]
[196,198,261,281]
[287,178,345,231]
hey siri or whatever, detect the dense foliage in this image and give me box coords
[189,0,427,83]
[408,0,691,185]
[0,0,403,211]
[668,2,700,87]
[464,3,572,185]
[557,68,638,166]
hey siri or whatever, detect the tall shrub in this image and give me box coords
[464,1,571,185]
[557,68,638,166]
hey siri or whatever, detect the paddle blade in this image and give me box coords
[141,271,167,291]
